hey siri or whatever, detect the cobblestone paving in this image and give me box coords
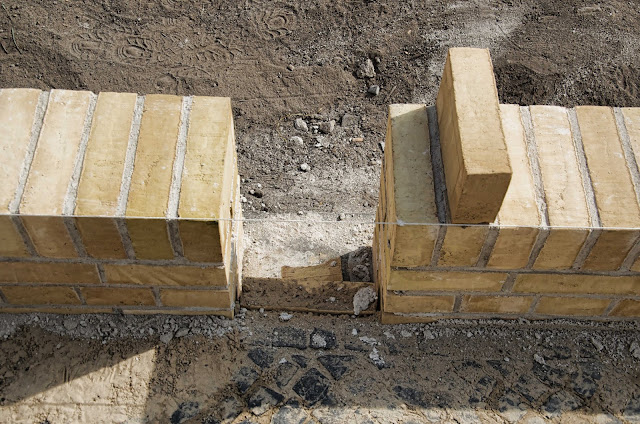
[0,311,639,423]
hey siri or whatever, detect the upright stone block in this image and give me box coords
[487,105,540,269]
[20,90,94,258]
[576,106,640,270]
[384,104,439,267]
[126,94,182,259]
[530,106,591,269]
[436,47,512,224]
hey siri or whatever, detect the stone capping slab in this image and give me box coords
[0,89,241,316]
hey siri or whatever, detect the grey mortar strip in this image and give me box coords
[152,287,162,307]
[64,217,88,257]
[73,287,87,305]
[500,273,517,292]
[63,93,97,216]
[614,107,640,271]
[96,263,107,284]
[166,96,192,258]
[167,220,184,258]
[567,108,602,269]
[476,225,499,267]
[453,295,462,313]
[426,105,449,224]
[0,254,224,267]
[430,225,447,266]
[116,95,144,217]
[528,295,541,313]
[603,298,621,316]
[520,106,550,269]
[167,96,192,219]
[10,215,37,256]
[9,91,49,214]
[115,218,136,260]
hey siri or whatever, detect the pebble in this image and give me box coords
[294,118,308,132]
[631,341,640,359]
[287,64,295,71]
[299,163,311,172]
[368,85,380,96]
[291,135,304,146]
[356,58,376,79]
[279,312,293,322]
[318,120,336,134]
[338,213,346,221]
[533,353,546,365]
[352,328,358,336]
[63,318,78,331]
[175,327,189,338]
[379,141,385,151]
[160,332,174,344]
[351,137,364,143]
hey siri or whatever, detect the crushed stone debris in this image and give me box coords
[352,286,377,315]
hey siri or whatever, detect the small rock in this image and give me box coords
[160,332,174,344]
[318,355,354,380]
[273,327,308,349]
[379,141,385,152]
[533,353,546,365]
[241,196,247,203]
[299,163,311,172]
[279,312,293,322]
[318,120,336,134]
[330,261,337,267]
[351,137,364,143]
[353,286,377,315]
[276,361,299,388]
[352,328,358,336]
[423,329,435,340]
[287,64,295,71]
[63,318,78,331]
[328,297,336,303]
[355,58,376,79]
[175,327,189,338]
[341,113,359,128]
[294,118,308,132]
[368,85,380,96]
[310,328,336,349]
[337,213,346,221]
[291,135,304,146]
[369,348,386,369]
[631,341,640,360]
[590,337,604,352]
[400,330,412,338]
[271,405,307,424]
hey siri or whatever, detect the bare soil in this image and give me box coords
[2,0,640,216]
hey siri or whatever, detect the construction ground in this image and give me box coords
[1,0,640,422]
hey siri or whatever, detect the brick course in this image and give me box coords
[0,89,242,316]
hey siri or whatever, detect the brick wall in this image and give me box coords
[0,89,242,316]
[375,48,640,324]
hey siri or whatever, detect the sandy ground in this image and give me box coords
[2,0,640,422]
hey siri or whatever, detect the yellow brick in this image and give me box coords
[178,220,224,262]
[0,216,28,257]
[535,296,610,316]
[126,218,174,260]
[75,92,137,216]
[126,94,182,218]
[437,225,488,267]
[576,106,640,270]
[21,216,77,258]
[530,106,591,228]
[20,90,93,215]
[435,48,511,224]
[387,270,507,291]
[75,217,127,259]
[81,287,156,306]
[160,289,231,308]
[513,273,640,295]
[385,104,439,266]
[609,299,640,317]
[103,264,227,287]
[178,97,233,220]
[534,228,588,270]
[0,262,100,284]
[0,88,41,212]
[384,293,454,314]
[2,286,81,305]
[487,227,539,269]
[577,106,640,228]
[461,295,533,314]
[583,230,639,271]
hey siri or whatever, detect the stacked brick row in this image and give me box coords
[375,48,640,324]
[0,89,242,316]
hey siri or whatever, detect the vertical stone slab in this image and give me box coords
[385,104,439,267]
[0,89,42,257]
[621,108,640,271]
[435,47,512,224]
[487,105,540,269]
[20,90,93,258]
[125,94,182,259]
[177,97,233,263]
[576,106,640,270]
[75,92,138,259]
[530,106,590,269]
